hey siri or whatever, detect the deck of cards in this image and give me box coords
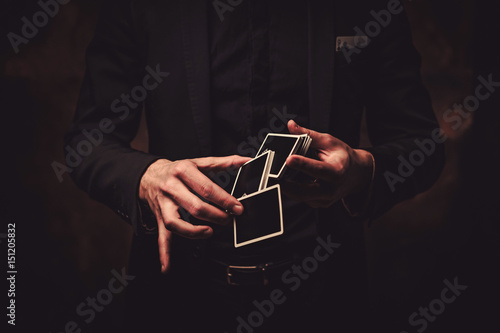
[231,133,312,247]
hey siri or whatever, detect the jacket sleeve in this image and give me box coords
[356,8,445,220]
[64,0,161,235]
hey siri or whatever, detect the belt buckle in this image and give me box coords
[226,264,270,286]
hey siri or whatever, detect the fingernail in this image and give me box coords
[232,204,243,215]
[203,228,213,236]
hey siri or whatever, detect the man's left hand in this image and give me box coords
[282,120,374,208]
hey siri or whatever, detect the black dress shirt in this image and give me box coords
[207,0,318,263]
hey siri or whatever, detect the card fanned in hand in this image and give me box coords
[231,133,311,248]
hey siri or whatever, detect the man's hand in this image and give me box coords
[139,155,250,273]
[282,120,374,208]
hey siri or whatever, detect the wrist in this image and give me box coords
[136,158,170,233]
[139,158,172,201]
[342,149,375,217]
[350,149,374,195]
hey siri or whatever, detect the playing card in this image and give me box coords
[256,133,311,178]
[231,150,274,199]
[233,184,283,248]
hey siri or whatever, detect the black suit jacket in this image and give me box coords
[65,0,443,274]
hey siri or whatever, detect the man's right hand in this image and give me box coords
[139,155,250,273]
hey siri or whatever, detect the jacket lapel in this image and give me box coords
[307,0,335,133]
[180,0,212,156]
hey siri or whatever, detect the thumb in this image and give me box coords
[287,120,332,149]
[192,155,251,172]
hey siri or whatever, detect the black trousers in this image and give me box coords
[123,234,369,333]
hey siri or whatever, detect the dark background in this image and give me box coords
[1,0,499,332]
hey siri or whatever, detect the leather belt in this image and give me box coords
[207,258,296,286]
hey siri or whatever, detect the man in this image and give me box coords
[65,0,444,331]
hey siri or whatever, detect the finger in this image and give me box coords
[163,176,235,224]
[191,155,251,172]
[280,181,330,202]
[157,224,173,274]
[285,154,337,182]
[159,198,214,239]
[182,173,244,216]
[287,120,335,149]
[154,203,173,273]
[172,162,244,215]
